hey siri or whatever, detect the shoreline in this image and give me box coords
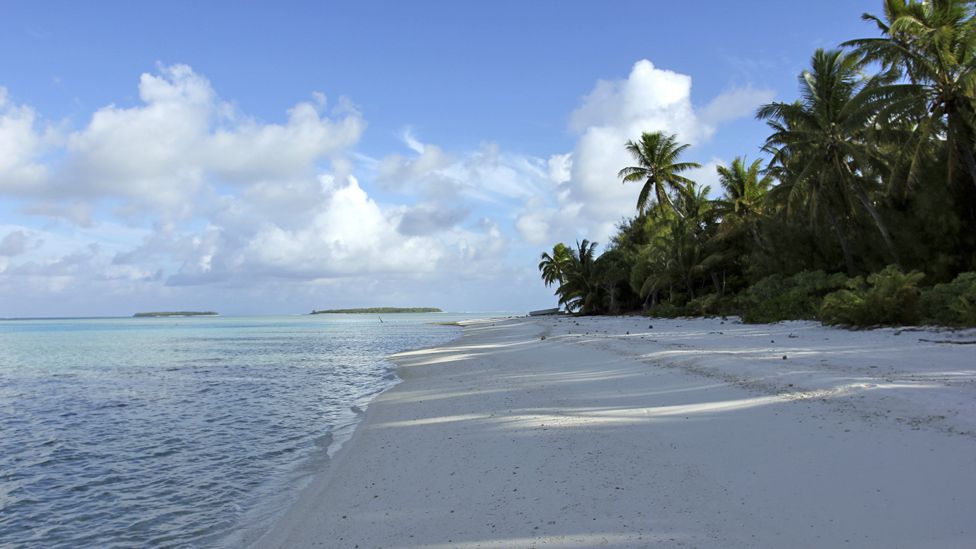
[255,315,976,548]
[235,318,491,548]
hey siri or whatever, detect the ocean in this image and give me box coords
[0,313,491,548]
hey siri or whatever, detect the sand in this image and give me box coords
[254,316,976,548]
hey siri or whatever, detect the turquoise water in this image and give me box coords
[0,313,489,548]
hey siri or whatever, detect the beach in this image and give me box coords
[256,316,976,548]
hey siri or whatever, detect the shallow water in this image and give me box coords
[0,313,486,548]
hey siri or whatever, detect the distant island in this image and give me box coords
[133,311,219,317]
[310,307,442,314]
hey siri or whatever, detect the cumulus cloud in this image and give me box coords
[0,88,56,194]
[241,175,441,279]
[56,64,365,217]
[0,64,518,315]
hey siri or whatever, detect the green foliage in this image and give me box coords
[918,272,976,326]
[310,308,441,314]
[537,2,976,328]
[133,311,218,317]
[739,271,849,323]
[685,294,736,317]
[646,302,686,318]
[820,266,925,326]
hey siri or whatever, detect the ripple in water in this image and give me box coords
[0,314,469,548]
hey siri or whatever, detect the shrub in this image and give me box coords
[685,293,737,316]
[919,272,976,327]
[686,294,718,316]
[646,302,686,318]
[819,266,925,326]
[739,270,849,323]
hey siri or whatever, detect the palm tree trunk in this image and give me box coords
[842,164,900,266]
[959,136,976,192]
[825,205,856,276]
[748,221,769,254]
[851,182,900,266]
[948,109,976,191]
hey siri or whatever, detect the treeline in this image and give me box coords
[310,308,442,314]
[539,0,976,327]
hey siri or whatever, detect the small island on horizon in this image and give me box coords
[133,311,219,318]
[310,307,442,314]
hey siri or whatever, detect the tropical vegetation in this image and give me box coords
[538,0,976,327]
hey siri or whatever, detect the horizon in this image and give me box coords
[0,308,523,320]
[0,1,877,317]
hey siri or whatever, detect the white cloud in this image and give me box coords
[54,64,364,217]
[243,175,440,278]
[700,85,777,132]
[547,153,572,184]
[569,60,701,141]
[401,127,426,154]
[0,88,55,194]
[686,159,728,199]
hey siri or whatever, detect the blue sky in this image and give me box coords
[1,1,878,316]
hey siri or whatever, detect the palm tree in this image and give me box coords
[714,157,774,251]
[538,243,571,288]
[716,157,773,219]
[844,0,976,190]
[558,240,602,314]
[633,182,718,304]
[757,49,909,268]
[618,131,701,217]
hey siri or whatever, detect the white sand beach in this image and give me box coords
[256,316,976,548]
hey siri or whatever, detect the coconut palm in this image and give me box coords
[557,239,602,314]
[538,243,571,288]
[757,48,909,267]
[618,131,701,217]
[632,182,718,303]
[844,0,976,189]
[714,157,774,252]
[715,157,773,219]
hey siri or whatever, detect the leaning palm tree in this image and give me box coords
[618,131,701,217]
[843,0,976,190]
[757,49,910,267]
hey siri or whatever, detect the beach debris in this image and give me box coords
[540,336,546,340]
[648,324,653,329]
[783,355,788,360]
